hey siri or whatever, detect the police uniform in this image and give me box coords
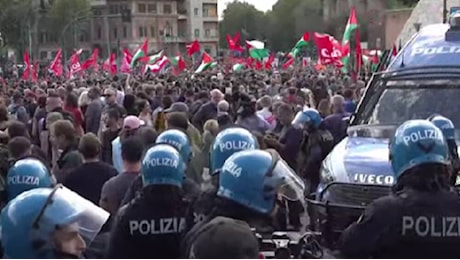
[340,119,460,258]
[340,188,460,258]
[107,144,189,259]
[106,191,189,258]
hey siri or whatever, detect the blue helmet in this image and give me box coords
[6,158,56,201]
[210,127,259,174]
[1,185,109,258]
[292,108,323,129]
[217,149,305,215]
[141,144,186,188]
[156,129,192,162]
[428,115,456,140]
[389,120,449,178]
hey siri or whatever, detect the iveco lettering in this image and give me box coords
[306,22,460,249]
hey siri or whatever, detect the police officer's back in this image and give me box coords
[340,120,460,258]
[106,144,188,258]
[292,108,334,192]
[189,127,259,226]
[182,149,305,257]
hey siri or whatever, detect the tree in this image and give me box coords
[0,0,35,57]
[219,1,267,49]
[264,0,326,51]
[398,0,419,7]
[48,0,91,59]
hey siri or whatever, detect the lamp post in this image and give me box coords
[443,0,448,23]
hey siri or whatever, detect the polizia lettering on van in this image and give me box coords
[411,46,460,56]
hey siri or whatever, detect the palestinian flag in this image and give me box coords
[195,52,213,74]
[294,32,310,49]
[341,6,362,74]
[232,63,245,71]
[246,40,269,60]
[145,55,169,73]
[144,50,164,64]
[130,39,148,68]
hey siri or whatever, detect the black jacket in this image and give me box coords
[340,187,460,258]
[106,187,189,259]
[120,175,200,206]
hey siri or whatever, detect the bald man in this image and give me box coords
[323,95,350,145]
[192,89,223,131]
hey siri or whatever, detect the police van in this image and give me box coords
[307,20,460,249]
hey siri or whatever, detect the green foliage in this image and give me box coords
[219,0,325,51]
[219,1,267,47]
[48,0,92,36]
[0,0,34,55]
[398,0,419,7]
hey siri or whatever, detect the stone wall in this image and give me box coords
[397,0,460,46]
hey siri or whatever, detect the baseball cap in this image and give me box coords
[164,102,189,113]
[189,217,260,259]
[123,116,145,130]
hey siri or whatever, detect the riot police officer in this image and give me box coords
[121,129,200,205]
[428,114,460,185]
[182,149,305,257]
[6,158,56,202]
[339,120,460,258]
[106,144,189,258]
[1,185,109,258]
[190,127,259,225]
[292,108,334,194]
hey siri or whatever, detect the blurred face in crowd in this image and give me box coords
[210,90,223,104]
[53,223,86,258]
[277,105,293,126]
[46,96,62,112]
[104,89,116,105]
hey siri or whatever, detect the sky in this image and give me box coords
[218,0,278,18]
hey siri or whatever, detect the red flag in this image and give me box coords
[31,61,38,82]
[302,57,308,68]
[264,53,274,70]
[246,56,254,68]
[227,32,244,52]
[392,44,398,56]
[313,33,343,66]
[186,40,200,56]
[82,49,99,70]
[49,49,63,77]
[254,60,263,70]
[69,50,82,78]
[103,53,117,75]
[21,50,30,80]
[282,57,294,69]
[121,49,132,73]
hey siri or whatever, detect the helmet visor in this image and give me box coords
[35,185,109,246]
[272,159,305,202]
[291,111,309,130]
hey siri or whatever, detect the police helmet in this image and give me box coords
[141,144,186,188]
[1,185,109,258]
[156,129,192,162]
[6,158,55,201]
[292,108,323,129]
[210,127,259,174]
[217,149,305,215]
[428,114,456,140]
[389,120,449,178]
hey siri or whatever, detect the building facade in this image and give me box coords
[34,0,218,62]
[178,0,219,56]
